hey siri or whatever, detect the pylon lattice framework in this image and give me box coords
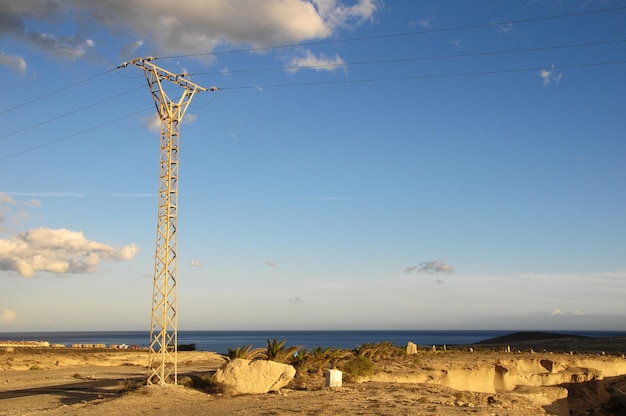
[130,57,207,386]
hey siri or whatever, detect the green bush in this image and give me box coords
[342,355,374,380]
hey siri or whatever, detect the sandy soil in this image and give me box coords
[1,338,626,416]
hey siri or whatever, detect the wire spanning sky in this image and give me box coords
[0,1,625,331]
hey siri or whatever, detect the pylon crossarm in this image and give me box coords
[130,57,208,92]
[130,58,207,121]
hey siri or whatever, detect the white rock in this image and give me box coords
[213,358,295,395]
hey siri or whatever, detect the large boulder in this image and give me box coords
[213,358,296,394]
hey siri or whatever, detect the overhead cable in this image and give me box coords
[0,67,121,117]
[0,107,153,161]
[190,39,626,77]
[216,60,626,90]
[0,85,145,141]
[157,6,626,60]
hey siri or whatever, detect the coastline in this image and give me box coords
[2,329,625,354]
[1,332,626,415]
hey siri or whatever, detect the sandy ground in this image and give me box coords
[1,339,626,416]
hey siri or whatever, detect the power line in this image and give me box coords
[2,58,623,162]
[2,38,621,132]
[0,67,122,117]
[0,85,145,141]
[0,107,152,161]
[216,60,626,90]
[3,38,621,144]
[3,6,623,118]
[157,6,626,60]
[189,39,626,77]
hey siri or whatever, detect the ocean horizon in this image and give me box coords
[2,330,625,354]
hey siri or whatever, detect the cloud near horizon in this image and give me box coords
[0,308,17,323]
[0,0,380,66]
[0,227,138,277]
[405,259,454,274]
[189,259,203,267]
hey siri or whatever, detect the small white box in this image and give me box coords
[325,369,342,388]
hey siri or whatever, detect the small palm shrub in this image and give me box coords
[227,345,266,361]
[289,348,315,377]
[354,341,402,361]
[265,339,300,363]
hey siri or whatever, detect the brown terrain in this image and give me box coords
[1,332,626,416]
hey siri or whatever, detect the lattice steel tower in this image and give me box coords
[126,57,208,385]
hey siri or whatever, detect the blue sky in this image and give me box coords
[0,0,625,332]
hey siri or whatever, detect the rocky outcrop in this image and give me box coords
[511,386,570,416]
[213,358,296,395]
[493,357,626,392]
[364,355,626,416]
[368,356,626,394]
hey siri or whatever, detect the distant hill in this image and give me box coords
[470,331,626,354]
[475,331,593,345]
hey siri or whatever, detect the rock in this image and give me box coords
[406,342,418,355]
[213,358,296,394]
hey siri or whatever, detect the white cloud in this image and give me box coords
[411,17,433,29]
[0,308,17,323]
[140,100,199,131]
[189,259,203,267]
[545,308,585,316]
[142,113,161,132]
[416,259,454,274]
[120,39,144,59]
[0,52,27,72]
[498,23,514,34]
[0,1,380,61]
[287,50,345,73]
[184,113,198,124]
[539,65,562,85]
[312,0,379,29]
[0,193,16,205]
[0,194,15,227]
[29,33,95,60]
[0,227,138,277]
[0,193,40,231]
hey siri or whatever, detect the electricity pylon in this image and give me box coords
[125,57,209,385]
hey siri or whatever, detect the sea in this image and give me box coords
[1,330,625,354]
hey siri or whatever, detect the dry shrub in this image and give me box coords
[179,374,225,394]
[342,355,374,381]
[117,378,145,394]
